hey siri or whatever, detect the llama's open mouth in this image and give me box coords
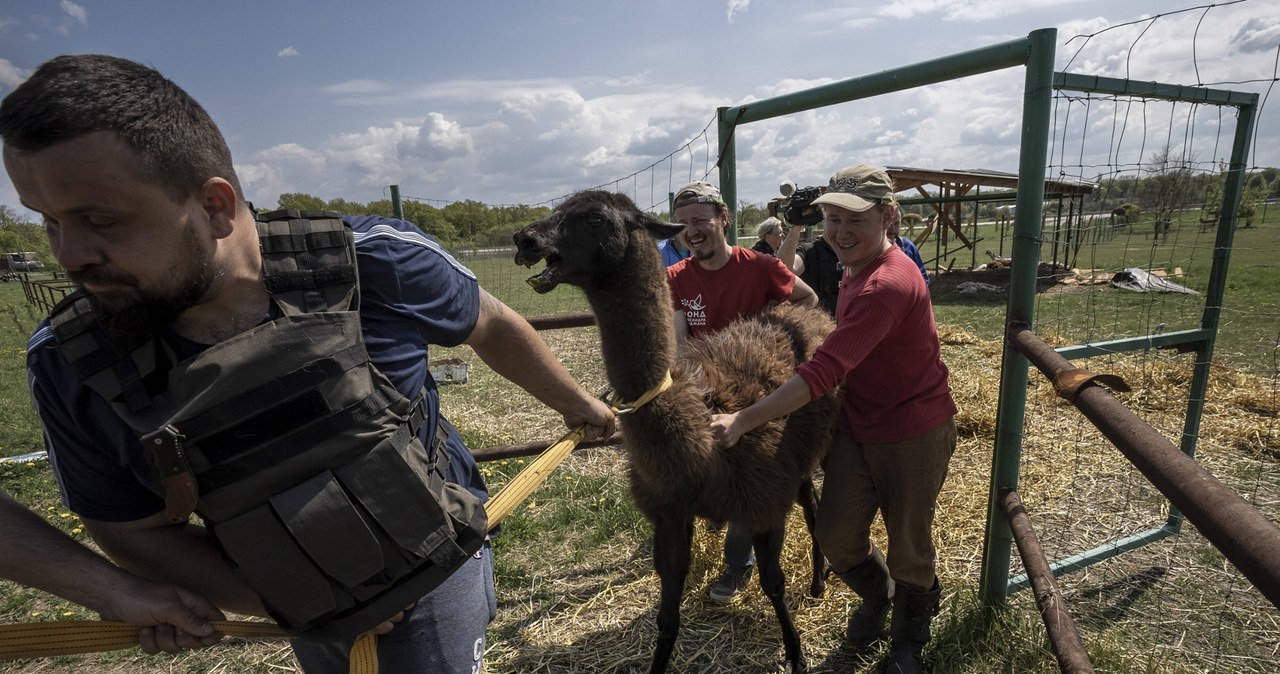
[523,254,562,293]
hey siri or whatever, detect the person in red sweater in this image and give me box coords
[709,164,956,674]
[666,180,817,604]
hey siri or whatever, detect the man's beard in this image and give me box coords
[78,231,218,343]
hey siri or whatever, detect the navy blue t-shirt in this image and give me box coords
[26,215,488,522]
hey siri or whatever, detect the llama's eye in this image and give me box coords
[586,214,606,228]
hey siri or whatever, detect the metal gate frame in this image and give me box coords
[709,27,1262,606]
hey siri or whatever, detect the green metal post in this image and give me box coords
[1173,94,1258,526]
[714,34,1044,247]
[717,106,739,244]
[391,184,404,221]
[978,27,1057,607]
[722,36,1035,126]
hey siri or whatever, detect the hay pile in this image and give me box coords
[444,324,1278,673]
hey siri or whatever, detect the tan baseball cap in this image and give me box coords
[672,181,727,209]
[811,164,895,213]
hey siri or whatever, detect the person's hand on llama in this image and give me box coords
[710,412,747,448]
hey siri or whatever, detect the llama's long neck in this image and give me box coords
[584,235,675,403]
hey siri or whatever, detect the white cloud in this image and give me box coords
[322,79,404,97]
[277,46,299,58]
[881,0,1083,22]
[0,17,19,32]
[1059,4,1277,86]
[727,0,749,23]
[1234,16,1280,54]
[605,72,649,88]
[397,113,474,162]
[0,58,28,92]
[28,2,87,37]
[60,0,87,25]
[222,1,1278,211]
[235,75,730,208]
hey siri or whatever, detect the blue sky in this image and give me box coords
[2,0,1278,218]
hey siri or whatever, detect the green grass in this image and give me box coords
[455,252,592,318]
[0,283,45,459]
[927,210,1280,374]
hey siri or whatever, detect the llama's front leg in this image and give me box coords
[648,515,694,674]
[798,477,825,597]
[753,527,807,674]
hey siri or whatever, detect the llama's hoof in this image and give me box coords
[809,578,825,597]
[784,657,808,674]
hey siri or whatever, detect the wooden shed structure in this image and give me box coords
[886,166,1096,272]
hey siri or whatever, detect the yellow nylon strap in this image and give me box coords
[603,370,673,414]
[349,632,378,673]
[483,370,672,530]
[483,425,586,529]
[0,620,377,674]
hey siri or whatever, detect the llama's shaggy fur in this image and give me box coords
[514,190,838,673]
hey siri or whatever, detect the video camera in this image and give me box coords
[774,180,825,226]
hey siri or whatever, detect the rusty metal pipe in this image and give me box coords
[471,433,622,462]
[525,312,596,331]
[1008,324,1280,609]
[999,488,1097,674]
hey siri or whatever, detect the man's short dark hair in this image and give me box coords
[0,54,243,202]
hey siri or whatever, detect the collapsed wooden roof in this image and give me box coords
[886,166,1096,197]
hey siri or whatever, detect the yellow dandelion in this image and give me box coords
[62,612,74,617]
[31,612,42,617]
[59,513,71,519]
[71,528,82,535]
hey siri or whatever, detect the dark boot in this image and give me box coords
[836,547,893,649]
[882,579,941,674]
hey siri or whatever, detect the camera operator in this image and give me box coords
[776,181,842,315]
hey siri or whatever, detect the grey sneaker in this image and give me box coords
[708,566,753,604]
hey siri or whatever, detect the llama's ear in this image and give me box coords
[639,215,686,241]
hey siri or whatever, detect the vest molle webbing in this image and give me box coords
[49,210,487,640]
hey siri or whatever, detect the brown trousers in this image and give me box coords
[815,417,957,591]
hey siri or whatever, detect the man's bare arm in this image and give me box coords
[464,289,615,437]
[787,276,818,307]
[84,513,266,617]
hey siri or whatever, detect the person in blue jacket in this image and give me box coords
[890,207,930,285]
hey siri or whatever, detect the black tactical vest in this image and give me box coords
[48,210,487,640]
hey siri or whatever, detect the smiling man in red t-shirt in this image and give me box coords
[665,180,817,604]
[667,181,816,341]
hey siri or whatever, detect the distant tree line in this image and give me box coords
[1083,164,1275,225]
[273,193,556,248]
[0,206,53,262]
[3,163,1275,270]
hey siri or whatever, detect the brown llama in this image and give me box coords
[513,190,838,674]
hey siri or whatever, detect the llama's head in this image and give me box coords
[514,190,684,293]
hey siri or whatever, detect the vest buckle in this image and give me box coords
[142,424,200,523]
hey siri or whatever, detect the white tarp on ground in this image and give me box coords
[1110,267,1198,294]
[0,450,49,463]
